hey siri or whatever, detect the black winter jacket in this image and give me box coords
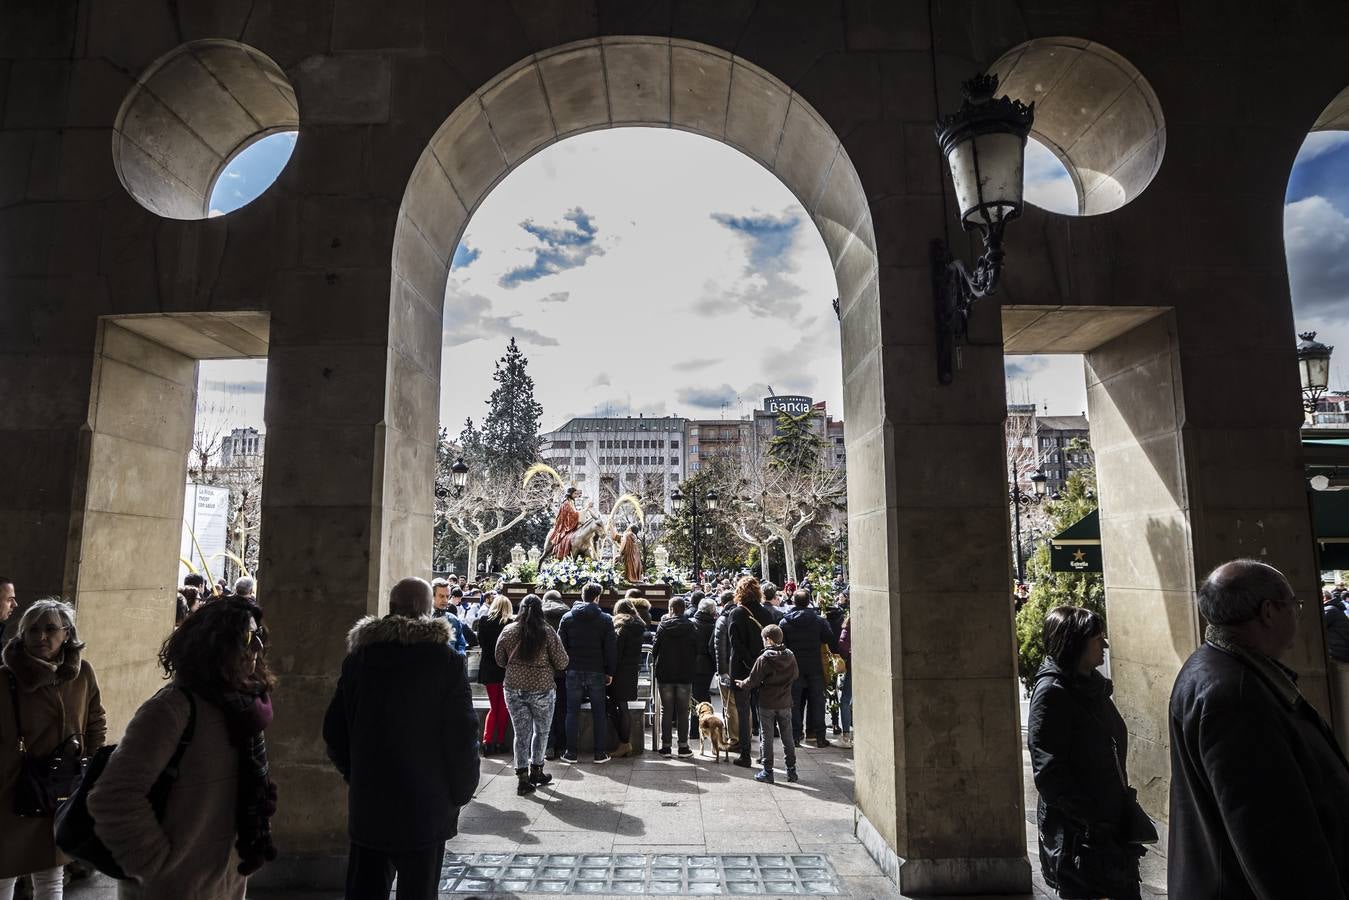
[1169,640,1349,900]
[652,614,700,684]
[558,601,617,675]
[1325,603,1349,662]
[609,617,647,702]
[475,614,508,685]
[323,615,480,851]
[1026,659,1137,896]
[727,600,775,681]
[780,607,834,677]
[691,610,717,677]
[713,610,732,677]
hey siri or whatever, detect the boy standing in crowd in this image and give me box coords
[736,624,799,784]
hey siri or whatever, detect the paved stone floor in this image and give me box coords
[61,702,1167,898]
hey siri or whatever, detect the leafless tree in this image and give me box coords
[437,471,555,579]
[722,451,846,583]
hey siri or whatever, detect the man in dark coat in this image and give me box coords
[780,591,835,748]
[1170,559,1349,899]
[726,577,775,766]
[323,577,480,900]
[689,594,718,739]
[542,590,570,759]
[652,597,700,754]
[712,591,740,752]
[1324,594,1349,662]
[558,581,617,763]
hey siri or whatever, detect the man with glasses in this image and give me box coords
[0,577,15,639]
[1169,558,1349,897]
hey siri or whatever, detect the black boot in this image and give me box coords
[529,764,553,786]
[733,752,752,768]
[516,768,536,795]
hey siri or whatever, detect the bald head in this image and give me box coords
[389,577,433,618]
[1198,559,1293,626]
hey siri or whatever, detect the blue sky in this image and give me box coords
[197,124,1349,433]
[208,132,297,217]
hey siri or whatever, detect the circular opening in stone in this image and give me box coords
[989,37,1165,216]
[113,39,299,220]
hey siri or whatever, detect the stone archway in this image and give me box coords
[384,27,915,869]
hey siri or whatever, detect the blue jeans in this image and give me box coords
[565,670,608,756]
[758,707,796,771]
[840,669,853,732]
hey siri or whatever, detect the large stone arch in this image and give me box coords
[378,36,1030,894]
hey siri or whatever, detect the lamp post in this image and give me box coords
[1010,467,1048,585]
[932,73,1035,384]
[671,484,718,582]
[1298,331,1334,417]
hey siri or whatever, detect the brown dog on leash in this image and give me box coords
[695,701,729,762]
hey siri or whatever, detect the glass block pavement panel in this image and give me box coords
[437,850,844,895]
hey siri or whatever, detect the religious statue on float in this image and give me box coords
[612,523,643,583]
[544,486,580,560]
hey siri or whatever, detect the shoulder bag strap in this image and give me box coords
[6,670,24,753]
[161,688,196,780]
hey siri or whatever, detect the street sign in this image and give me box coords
[764,395,813,416]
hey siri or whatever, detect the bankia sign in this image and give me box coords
[764,395,813,416]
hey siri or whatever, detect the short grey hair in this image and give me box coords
[233,576,256,597]
[389,577,433,617]
[697,597,718,616]
[17,598,84,651]
[1198,559,1292,625]
[431,578,450,591]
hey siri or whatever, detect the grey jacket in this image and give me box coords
[738,646,798,709]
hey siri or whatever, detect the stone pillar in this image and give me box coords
[69,322,196,735]
[843,118,1030,898]
[1087,312,1330,822]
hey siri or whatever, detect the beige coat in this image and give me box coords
[88,685,246,900]
[0,639,106,878]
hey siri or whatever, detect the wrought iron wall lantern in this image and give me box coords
[1297,331,1333,414]
[932,73,1035,384]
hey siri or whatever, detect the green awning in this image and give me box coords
[1049,510,1102,573]
[1314,491,1349,569]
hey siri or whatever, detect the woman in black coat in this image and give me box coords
[607,599,647,757]
[475,595,512,756]
[1027,606,1147,900]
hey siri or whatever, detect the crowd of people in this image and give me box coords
[4,558,1349,899]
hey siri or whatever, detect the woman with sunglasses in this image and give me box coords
[88,599,277,899]
[0,598,106,900]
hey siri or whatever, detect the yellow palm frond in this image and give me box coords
[522,462,565,490]
[609,493,645,525]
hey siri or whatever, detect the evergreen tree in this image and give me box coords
[768,409,826,471]
[481,337,543,477]
[1014,465,1106,693]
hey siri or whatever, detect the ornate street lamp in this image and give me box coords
[450,457,469,495]
[1298,331,1334,414]
[1010,467,1048,585]
[510,543,527,567]
[672,483,717,580]
[932,73,1035,384]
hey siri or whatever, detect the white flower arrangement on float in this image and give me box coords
[537,557,620,591]
[653,564,691,590]
[496,559,539,589]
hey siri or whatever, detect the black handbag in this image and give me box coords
[55,688,196,879]
[7,671,87,817]
[1051,822,1144,899]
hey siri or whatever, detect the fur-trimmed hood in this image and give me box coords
[1,636,84,691]
[346,614,452,653]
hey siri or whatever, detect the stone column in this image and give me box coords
[1089,312,1332,822]
[69,322,197,735]
[840,68,1031,894]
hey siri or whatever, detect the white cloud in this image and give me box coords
[1285,195,1349,320]
[1023,139,1079,216]
[443,282,559,347]
[1295,131,1349,165]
